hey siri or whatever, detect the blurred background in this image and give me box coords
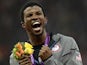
[0,0,87,65]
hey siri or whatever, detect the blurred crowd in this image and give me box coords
[0,0,87,65]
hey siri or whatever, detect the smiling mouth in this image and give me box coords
[31,20,41,31]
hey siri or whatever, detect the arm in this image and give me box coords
[44,37,83,65]
[44,55,63,65]
[64,38,83,65]
[10,53,19,65]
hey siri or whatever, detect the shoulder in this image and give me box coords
[52,33,75,42]
[52,33,79,50]
[52,33,80,56]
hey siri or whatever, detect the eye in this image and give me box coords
[36,11,42,15]
[27,13,33,17]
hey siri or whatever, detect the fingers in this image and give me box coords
[22,54,30,58]
[18,54,32,65]
[40,45,50,51]
[19,54,29,60]
[39,46,48,56]
[19,60,32,65]
[18,57,31,63]
[38,45,52,61]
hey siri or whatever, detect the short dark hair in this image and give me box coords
[20,2,46,22]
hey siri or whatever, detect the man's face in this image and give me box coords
[23,5,47,35]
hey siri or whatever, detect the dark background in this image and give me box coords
[0,0,86,65]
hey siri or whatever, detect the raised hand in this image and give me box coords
[39,45,52,61]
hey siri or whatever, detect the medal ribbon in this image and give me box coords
[30,34,50,65]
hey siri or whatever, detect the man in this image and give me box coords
[10,2,83,65]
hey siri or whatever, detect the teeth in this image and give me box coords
[33,22,40,25]
[33,27,40,31]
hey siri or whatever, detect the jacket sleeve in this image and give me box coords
[9,53,19,65]
[64,38,83,65]
[44,55,63,65]
[44,37,83,65]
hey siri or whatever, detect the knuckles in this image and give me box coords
[18,54,32,65]
[39,46,52,61]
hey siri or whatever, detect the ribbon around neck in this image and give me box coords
[31,34,50,65]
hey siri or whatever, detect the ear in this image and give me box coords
[21,21,26,29]
[44,17,48,24]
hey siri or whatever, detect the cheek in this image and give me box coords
[40,17,45,22]
[25,22,31,30]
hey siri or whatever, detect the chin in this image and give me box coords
[33,30,43,36]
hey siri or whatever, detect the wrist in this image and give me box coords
[43,54,52,62]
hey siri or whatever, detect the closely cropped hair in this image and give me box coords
[20,2,46,22]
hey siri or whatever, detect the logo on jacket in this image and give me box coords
[52,43,61,52]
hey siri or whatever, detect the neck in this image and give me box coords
[28,31,47,46]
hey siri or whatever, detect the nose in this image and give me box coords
[31,15,38,21]
[32,18,37,21]
[31,13,39,19]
